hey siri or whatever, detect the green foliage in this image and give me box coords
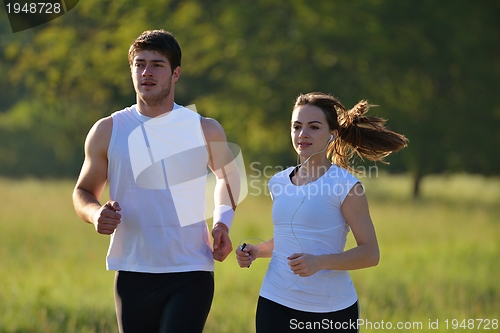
[357,1,500,177]
[1,174,498,332]
[0,1,499,191]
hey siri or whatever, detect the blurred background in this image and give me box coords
[1,0,498,197]
[0,1,499,332]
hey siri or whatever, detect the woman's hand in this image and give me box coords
[287,253,323,277]
[235,243,257,268]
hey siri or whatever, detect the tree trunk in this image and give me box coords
[412,170,423,199]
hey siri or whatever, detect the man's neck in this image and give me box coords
[136,98,175,118]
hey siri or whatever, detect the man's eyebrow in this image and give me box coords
[134,58,167,63]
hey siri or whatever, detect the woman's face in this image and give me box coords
[291,104,333,160]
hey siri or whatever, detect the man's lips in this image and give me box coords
[141,81,156,86]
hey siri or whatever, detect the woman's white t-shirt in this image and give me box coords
[259,164,360,312]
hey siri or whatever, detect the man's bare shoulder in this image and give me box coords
[85,116,113,154]
[200,116,227,142]
[91,116,113,135]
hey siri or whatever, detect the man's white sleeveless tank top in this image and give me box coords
[106,104,214,273]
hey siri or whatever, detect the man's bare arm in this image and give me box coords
[201,117,240,261]
[72,117,121,234]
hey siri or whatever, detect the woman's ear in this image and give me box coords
[330,130,338,141]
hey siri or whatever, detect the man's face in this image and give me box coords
[131,50,180,107]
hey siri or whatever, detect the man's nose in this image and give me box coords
[141,65,153,76]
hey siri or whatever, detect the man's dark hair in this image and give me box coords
[128,30,181,72]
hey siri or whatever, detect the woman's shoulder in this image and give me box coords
[271,166,295,178]
[324,164,360,184]
[268,166,295,184]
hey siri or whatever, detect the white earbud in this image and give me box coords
[300,133,335,173]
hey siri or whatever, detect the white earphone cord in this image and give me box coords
[239,136,334,290]
[283,135,333,289]
[298,134,333,182]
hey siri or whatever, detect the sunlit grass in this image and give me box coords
[0,174,499,332]
[0,178,116,333]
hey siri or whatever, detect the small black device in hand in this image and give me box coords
[240,243,251,268]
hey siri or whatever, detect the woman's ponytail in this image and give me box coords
[295,92,408,173]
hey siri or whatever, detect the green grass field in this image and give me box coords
[0,173,499,332]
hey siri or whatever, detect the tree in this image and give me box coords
[353,0,500,197]
[1,0,499,198]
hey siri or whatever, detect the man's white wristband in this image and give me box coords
[213,205,235,232]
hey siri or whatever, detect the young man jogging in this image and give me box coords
[73,30,239,332]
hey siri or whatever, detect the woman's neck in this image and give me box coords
[294,156,331,185]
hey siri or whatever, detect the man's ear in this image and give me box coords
[172,66,181,82]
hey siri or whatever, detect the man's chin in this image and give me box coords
[139,94,169,107]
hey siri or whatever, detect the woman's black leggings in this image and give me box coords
[114,270,214,333]
[256,296,359,332]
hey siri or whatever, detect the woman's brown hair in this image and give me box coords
[294,92,408,172]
